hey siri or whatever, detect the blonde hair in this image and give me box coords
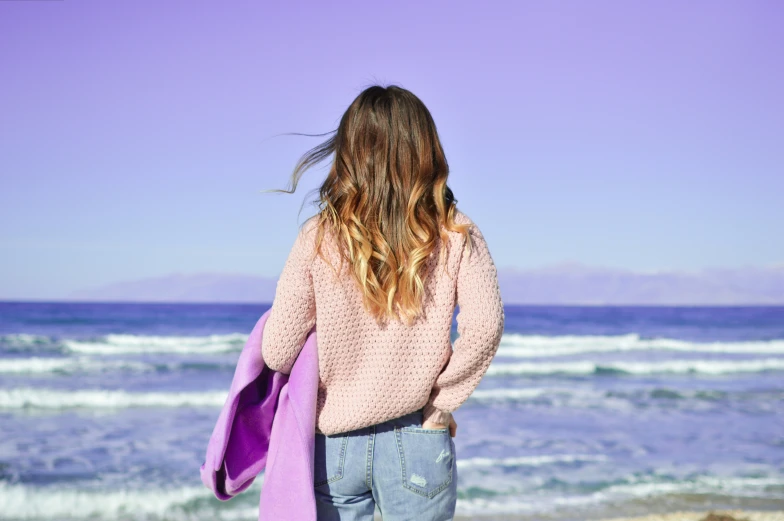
[263,84,472,326]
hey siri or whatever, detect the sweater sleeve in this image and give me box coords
[422,221,505,425]
[260,220,317,375]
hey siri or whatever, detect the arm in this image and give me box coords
[260,220,317,374]
[422,221,505,425]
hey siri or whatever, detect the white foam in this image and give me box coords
[0,333,55,349]
[498,332,784,357]
[468,386,611,405]
[579,474,784,505]
[0,466,781,520]
[6,331,783,357]
[0,480,261,520]
[62,332,247,355]
[0,357,151,374]
[0,357,77,373]
[454,474,784,515]
[486,357,784,376]
[469,387,554,400]
[457,453,608,468]
[0,387,227,409]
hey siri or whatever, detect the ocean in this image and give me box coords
[0,302,782,520]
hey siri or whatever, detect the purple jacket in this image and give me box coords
[200,308,318,521]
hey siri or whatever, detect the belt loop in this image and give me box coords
[366,423,375,489]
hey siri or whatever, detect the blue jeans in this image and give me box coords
[314,407,458,521]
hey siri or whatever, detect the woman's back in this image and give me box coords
[261,207,505,435]
[259,83,505,518]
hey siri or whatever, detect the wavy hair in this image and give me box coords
[262,84,472,326]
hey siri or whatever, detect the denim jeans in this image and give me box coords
[314,407,458,521]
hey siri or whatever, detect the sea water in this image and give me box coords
[0,302,782,520]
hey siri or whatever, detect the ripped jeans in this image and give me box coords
[314,407,458,521]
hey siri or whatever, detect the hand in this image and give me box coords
[422,414,458,438]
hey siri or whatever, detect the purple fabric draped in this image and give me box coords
[200,308,318,521]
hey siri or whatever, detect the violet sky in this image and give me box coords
[1,0,782,300]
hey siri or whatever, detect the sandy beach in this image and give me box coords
[441,510,784,521]
[599,510,784,521]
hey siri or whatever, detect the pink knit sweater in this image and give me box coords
[260,208,505,436]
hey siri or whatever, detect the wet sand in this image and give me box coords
[598,510,784,521]
[436,510,784,521]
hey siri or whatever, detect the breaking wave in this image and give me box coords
[0,387,227,409]
[486,357,784,376]
[498,333,784,357]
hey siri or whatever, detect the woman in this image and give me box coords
[260,84,505,521]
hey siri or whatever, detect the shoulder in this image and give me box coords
[301,214,320,237]
[285,215,320,261]
[294,214,324,243]
[450,208,495,267]
[452,207,473,226]
[451,207,485,240]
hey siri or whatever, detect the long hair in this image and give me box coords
[262,84,472,326]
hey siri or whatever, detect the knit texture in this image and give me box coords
[260,208,505,436]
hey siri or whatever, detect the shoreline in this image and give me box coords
[440,510,784,521]
[598,510,784,521]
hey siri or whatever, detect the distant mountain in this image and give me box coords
[67,263,784,305]
[496,262,784,305]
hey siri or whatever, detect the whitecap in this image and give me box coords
[498,332,784,357]
[486,357,784,376]
[62,332,247,355]
[0,387,227,409]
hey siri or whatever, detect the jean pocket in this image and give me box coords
[314,432,349,487]
[395,426,454,498]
